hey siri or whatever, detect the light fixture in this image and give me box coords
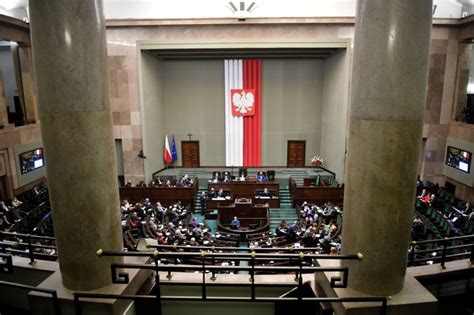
[138,150,146,159]
[226,1,259,21]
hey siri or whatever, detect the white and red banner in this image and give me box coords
[164,134,172,164]
[224,59,262,166]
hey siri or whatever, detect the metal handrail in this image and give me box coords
[98,249,361,260]
[72,248,386,315]
[413,234,474,245]
[0,231,57,264]
[0,231,56,241]
[0,280,61,315]
[73,293,387,315]
[147,244,334,252]
[408,234,473,268]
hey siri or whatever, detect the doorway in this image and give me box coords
[287,140,306,167]
[181,141,200,167]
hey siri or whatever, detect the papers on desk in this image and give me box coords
[212,197,225,200]
[259,196,271,199]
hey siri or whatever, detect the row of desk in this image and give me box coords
[207,179,280,208]
[119,179,199,206]
[289,177,344,206]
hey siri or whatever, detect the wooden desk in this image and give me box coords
[252,196,280,208]
[289,177,343,206]
[206,197,233,209]
[119,179,198,207]
[217,201,269,238]
[208,180,279,199]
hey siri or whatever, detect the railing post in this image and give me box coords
[166,251,173,280]
[51,291,62,315]
[153,250,162,315]
[408,241,416,266]
[289,246,293,266]
[26,235,35,265]
[74,294,82,315]
[250,251,256,301]
[210,246,216,281]
[470,243,474,265]
[380,297,388,315]
[440,238,448,269]
[201,250,206,300]
[298,252,304,301]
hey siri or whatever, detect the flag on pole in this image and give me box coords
[164,135,173,164]
[171,135,178,162]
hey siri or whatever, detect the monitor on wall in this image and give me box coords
[19,148,45,174]
[445,146,471,174]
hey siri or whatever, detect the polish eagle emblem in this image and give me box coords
[231,89,256,116]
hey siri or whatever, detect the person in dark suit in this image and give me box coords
[199,192,206,214]
[208,188,217,198]
[212,172,220,182]
[0,213,11,231]
[429,194,442,209]
[223,173,231,182]
[0,201,10,214]
[463,203,472,216]
[217,188,227,198]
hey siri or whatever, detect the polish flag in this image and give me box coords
[164,135,173,164]
[224,59,262,166]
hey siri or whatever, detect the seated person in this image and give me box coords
[154,176,164,186]
[0,201,10,214]
[230,216,241,229]
[0,213,11,231]
[238,168,248,178]
[217,188,228,198]
[275,220,288,236]
[257,187,272,197]
[208,187,217,198]
[256,171,266,182]
[211,172,221,182]
[11,197,22,208]
[222,172,232,182]
[464,202,472,217]
[429,194,441,208]
[239,173,247,181]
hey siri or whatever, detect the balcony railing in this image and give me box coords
[71,249,388,315]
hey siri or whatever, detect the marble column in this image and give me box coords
[341,0,432,295]
[29,0,123,290]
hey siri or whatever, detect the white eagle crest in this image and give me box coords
[232,91,255,114]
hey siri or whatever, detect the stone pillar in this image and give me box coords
[29,0,123,290]
[341,0,432,295]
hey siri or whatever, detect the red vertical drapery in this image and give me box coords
[243,59,262,166]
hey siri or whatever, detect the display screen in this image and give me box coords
[445,146,471,174]
[19,148,45,174]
